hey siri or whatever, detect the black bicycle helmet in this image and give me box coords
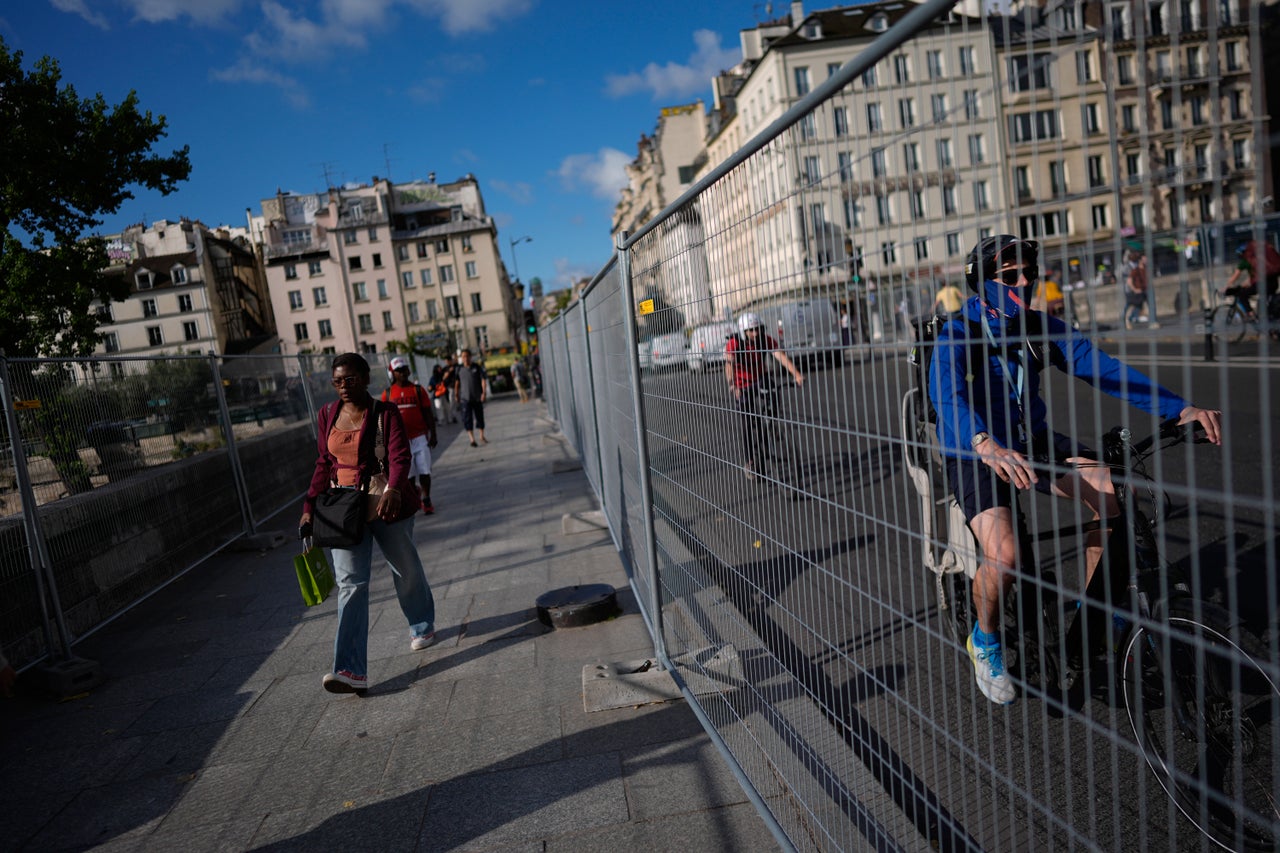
[964,234,1040,291]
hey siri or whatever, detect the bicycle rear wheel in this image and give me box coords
[1122,600,1280,850]
[1211,304,1249,344]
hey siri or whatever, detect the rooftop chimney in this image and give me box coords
[791,1,803,24]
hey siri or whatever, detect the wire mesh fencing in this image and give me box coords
[542,1,1280,849]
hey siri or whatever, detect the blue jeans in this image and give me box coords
[330,515,434,677]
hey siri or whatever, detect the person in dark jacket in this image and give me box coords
[298,353,437,694]
[929,236,1222,706]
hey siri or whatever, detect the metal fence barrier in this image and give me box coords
[541,1,1280,849]
[0,352,337,670]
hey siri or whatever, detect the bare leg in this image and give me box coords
[967,507,1020,635]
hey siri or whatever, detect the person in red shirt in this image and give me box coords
[382,356,438,514]
[724,312,805,480]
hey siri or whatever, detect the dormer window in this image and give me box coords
[867,12,890,33]
[171,266,188,284]
[136,270,154,290]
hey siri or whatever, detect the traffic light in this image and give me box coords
[851,252,863,285]
[523,309,537,335]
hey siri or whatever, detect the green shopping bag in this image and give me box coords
[294,540,336,607]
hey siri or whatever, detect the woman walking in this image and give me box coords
[299,353,437,694]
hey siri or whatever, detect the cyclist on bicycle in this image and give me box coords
[929,235,1222,705]
[725,312,805,480]
[1222,239,1280,323]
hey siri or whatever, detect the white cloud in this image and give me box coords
[405,0,536,36]
[210,59,310,109]
[490,179,534,205]
[49,0,110,29]
[605,29,740,100]
[245,1,369,62]
[406,77,446,104]
[553,257,599,290]
[555,148,630,200]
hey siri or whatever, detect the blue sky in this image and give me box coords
[1,0,761,290]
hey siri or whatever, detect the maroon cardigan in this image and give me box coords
[303,399,421,521]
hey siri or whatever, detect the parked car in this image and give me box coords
[754,297,843,365]
[686,321,735,372]
[637,338,654,371]
[649,330,689,370]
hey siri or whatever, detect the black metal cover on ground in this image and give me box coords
[536,583,619,628]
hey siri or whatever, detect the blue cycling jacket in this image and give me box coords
[928,296,1190,458]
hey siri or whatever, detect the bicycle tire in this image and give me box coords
[1211,304,1249,344]
[1122,600,1280,850]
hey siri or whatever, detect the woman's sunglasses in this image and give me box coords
[331,376,365,388]
[996,265,1039,286]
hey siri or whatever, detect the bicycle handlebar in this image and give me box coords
[1102,417,1205,466]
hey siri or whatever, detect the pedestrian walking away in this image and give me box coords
[934,281,965,316]
[1123,252,1149,329]
[298,352,437,695]
[511,357,530,403]
[929,235,1221,706]
[454,348,488,446]
[382,356,438,515]
[439,355,460,423]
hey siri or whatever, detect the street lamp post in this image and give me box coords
[509,235,533,350]
[509,235,532,283]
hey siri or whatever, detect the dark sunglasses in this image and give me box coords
[331,376,365,387]
[996,265,1038,286]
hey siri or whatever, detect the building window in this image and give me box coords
[367,227,378,241]
[103,332,120,353]
[1233,139,1249,169]
[440,264,455,283]
[465,261,478,278]
[293,322,308,342]
[1121,104,1137,132]
[1059,5,1079,28]
[946,232,961,256]
[1117,56,1134,85]
[903,142,920,171]
[435,238,449,253]
[936,138,953,168]
[470,293,483,313]
[1009,53,1051,92]
[1087,155,1105,188]
[893,54,911,84]
[881,241,897,265]
[318,319,333,338]
[445,295,460,318]
[942,185,957,215]
[1235,188,1252,216]
[142,298,158,318]
[833,106,849,137]
[911,190,926,219]
[1167,196,1182,227]
[967,134,985,165]
[288,290,303,310]
[348,256,363,271]
[313,286,327,307]
[1009,110,1060,143]
[827,62,841,79]
[1160,100,1174,129]
[426,299,439,320]
[417,241,429,259]
[1015,165,1031,199]
[353,281,368,301]
[372,252,382,268]
[914,237,930,260]
[931,93,947,123]
[183,320,199,342]
[421,268,433,286]
[1126,152,1142,182]
[875,194,892,225]
[1082,103,1101,134]
[343,230,358,245]
[958,46,975,75]
[838,152,853,183]
[973,180,990,211]
[382,310,394,331]
[175,294,191,313]
[794,66,810,96]
[283,229,311,249]
[803,155,821,185]
[308,260,323,276]
[377,279,389,300]
[461,235,473,252]
[866,102,883,133]
[798,113,816,140]
[871,147,887,178]
[1076,50,1094,83]
[843,197,861,228]
[898,98,915,129]
[1220,0,1236,26]
[1225,42,1240,72]
[397,245,410,261]
[861,65,878,87]
[1049,160,1067,195]
[358,314,373,334]
[1092,204,1110,229]
[927,49,944,79]
[172,266,188,284]
[474,326,489,351]
[963,90,980,120]
[136,271,154,290]
[1229,90,1244,121]
[1131,202,1146,228]
[407,303,420,323]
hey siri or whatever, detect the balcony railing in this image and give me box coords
[265,239,329,260]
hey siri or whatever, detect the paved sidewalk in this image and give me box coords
[0,396,776,852]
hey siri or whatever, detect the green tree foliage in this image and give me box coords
[0,37,192,357]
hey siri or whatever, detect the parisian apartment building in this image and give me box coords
[89,218,275,366]
[616,0,1277,311]
[256,174,520,359]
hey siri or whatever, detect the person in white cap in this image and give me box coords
[381,356,438,514]
[724,312,804,480]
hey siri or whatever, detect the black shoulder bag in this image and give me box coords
[313,404,387,548]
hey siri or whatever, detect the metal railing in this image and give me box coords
[541,1,1280,849]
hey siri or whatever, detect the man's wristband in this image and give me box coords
[971,432,991,450]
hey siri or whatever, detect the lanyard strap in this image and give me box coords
[980,311,1027,414]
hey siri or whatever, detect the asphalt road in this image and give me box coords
[636,338,1280,851]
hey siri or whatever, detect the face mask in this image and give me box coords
[981,277,1037,319]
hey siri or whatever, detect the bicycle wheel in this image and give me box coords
[1122,600,1280,850]
[1211,304,1249,344]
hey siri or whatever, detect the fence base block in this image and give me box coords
[561,510,607,535]
[40,656,105,698]
[582,644,742,712]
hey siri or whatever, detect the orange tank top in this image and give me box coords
[327,426,363,486]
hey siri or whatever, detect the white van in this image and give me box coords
[685,321,735,371]
[754,298,842,364]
